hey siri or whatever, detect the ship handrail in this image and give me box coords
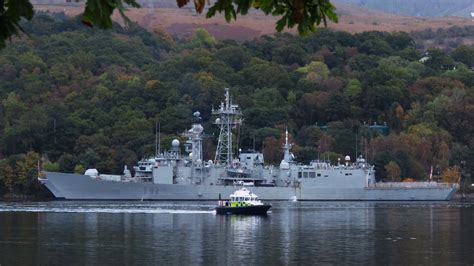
[370,182,459,188]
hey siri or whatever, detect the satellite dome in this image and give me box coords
[193,111,201,117]
[345,155,351,161]
[84,169,99,177]
[172,139,180,147]
[215,118,221,124]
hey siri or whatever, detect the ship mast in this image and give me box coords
[213,88,242,166]
[282,128,293,163]
[184,111,204,168]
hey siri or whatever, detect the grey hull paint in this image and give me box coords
[41,172,457,201]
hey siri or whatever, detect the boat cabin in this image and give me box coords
[219,187,264,207]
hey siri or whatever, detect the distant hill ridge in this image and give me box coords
[335,0,473,17]
[33,0,474,18]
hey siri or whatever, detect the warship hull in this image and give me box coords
[40,172,458,201]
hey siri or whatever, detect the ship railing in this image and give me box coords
[304,164,366,170]
[372,182,459,188]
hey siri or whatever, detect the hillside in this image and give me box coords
[336,0,474,17]
[0,14,473,196]
[32,2,474,41]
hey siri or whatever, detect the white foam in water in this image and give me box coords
[0,203,215,214]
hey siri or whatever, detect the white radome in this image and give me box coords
[172,139,180,147]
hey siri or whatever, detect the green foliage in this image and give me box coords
[297,61,330,83]
[295,146,318,164]
[424,48,455,71]
[82,0,140,28]
[43,161,60,172]
[0,151,41,194]
[190,28,216,49]
[206,0,338,35]
[0,0,34,48]
[0,0,339,48]
[384,161,402,181]
[215,46,251,70]
[0,15,472,187]
[320,151,343,165]
[74,164,86,174]
[327,121,357,157]
[344,79,362,105]
[451,45,474,68]
[325,94,352,122]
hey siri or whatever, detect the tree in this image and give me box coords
[384,161,401,181]
[1,0,338,48]
[215,46,251,71]
[344,79,362,106]
[16,151,40,189]
[190,28,216,49]
[451,45,474,68]
[273,43,307,66]
[325,93,352,122]
[441,167,459,183]
[424,48,455,71]
[74,164,86,174]
[262,136,282,164]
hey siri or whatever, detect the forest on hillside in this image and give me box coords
[0,13,473,196]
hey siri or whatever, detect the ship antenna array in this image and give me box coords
[213,88,242,166]
[155,121,161,156]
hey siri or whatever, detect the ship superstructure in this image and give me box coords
[213,88,242,166]
[39,89,458,201]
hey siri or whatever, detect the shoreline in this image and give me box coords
[2,192,473,202]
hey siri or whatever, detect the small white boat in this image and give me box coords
[216,187,271,215]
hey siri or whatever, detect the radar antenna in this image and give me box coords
[212,88,242,166]
[184,111,204,168]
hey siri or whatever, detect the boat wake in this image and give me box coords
[0,203,215,214]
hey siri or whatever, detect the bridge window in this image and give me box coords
[303,172,308,178]
[309,172,316,178]
[298,172,302,178]
[317,173,321,177]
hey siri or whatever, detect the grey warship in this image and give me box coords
[39,89,458,201]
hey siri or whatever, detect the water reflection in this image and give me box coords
[0,202,472,265]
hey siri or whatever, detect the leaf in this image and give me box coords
[0,0,34,48]
[275,14,288,32]
[177,0,190,8]
[82,0,115,29]
[81,0,140,29]
[194,0,206,13]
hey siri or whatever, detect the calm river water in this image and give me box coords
[0,201,473,265]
